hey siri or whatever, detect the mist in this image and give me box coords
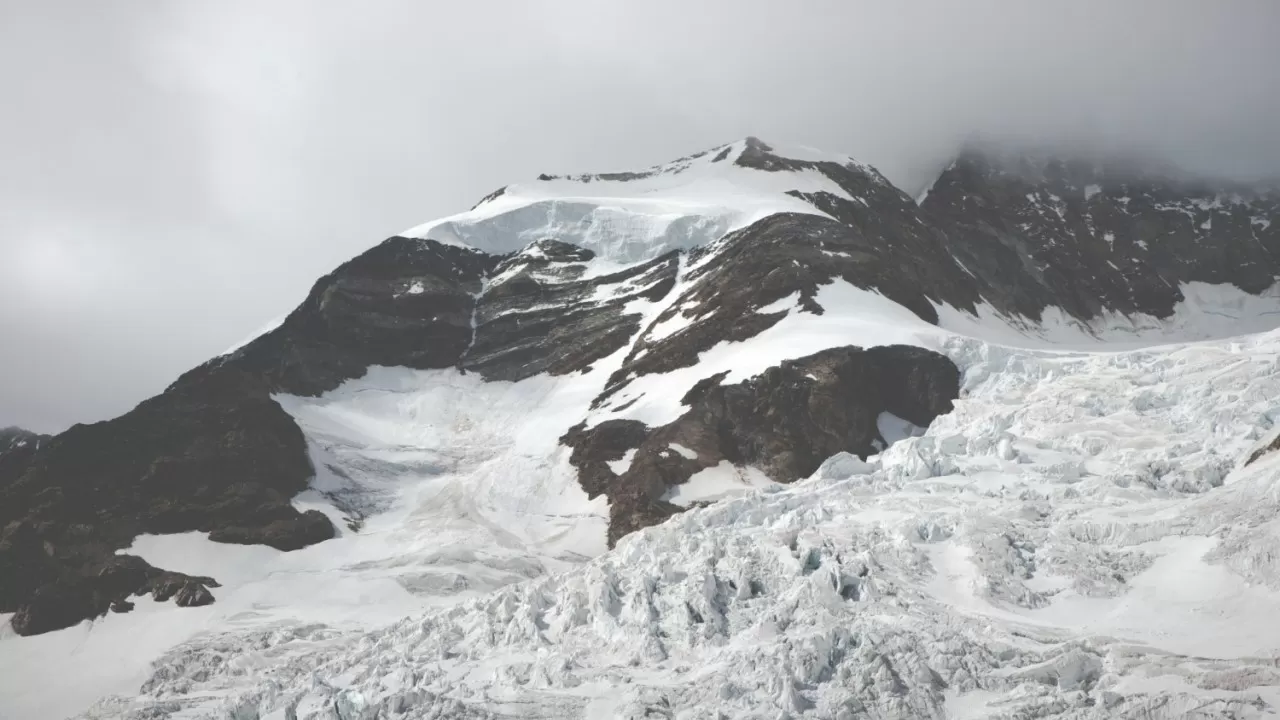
[3,0,1278,432]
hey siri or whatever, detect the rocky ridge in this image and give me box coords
[921,146,1280,321]
[3,137,1279,637]
[0,426,47,482]
[566,344,959,546]
[76,329,1280,720]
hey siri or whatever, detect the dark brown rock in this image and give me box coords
[462,242,679,381]
[10,581,107,636]
[920,147,1280,322]
[1246,434,1280,467]
[206,510,336,551]
[0,237,493,635]
[228,237,495,396]
[595,141,982,406]
[7,138,1279,636]
[567,345,961,546]
[560,420,650,499]
[8,558,217,635]
[0,427,48,487]
[174,581,215,607]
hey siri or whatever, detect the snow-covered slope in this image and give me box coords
[75,327,1280,719]
[401,138,883,265]
[6,138,1280,719]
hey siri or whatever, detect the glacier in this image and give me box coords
[68,328,1280,719]
[4,138,1280,719]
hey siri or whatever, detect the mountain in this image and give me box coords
[0,425,47,455]
[922,146,1280,323]
[0,426,48,484]
[5,138,1280,719]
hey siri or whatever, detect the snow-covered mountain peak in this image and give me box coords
[399,138,891,266]
[10,136,1280,719]
[525,136,879,186]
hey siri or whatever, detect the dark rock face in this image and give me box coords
[7,138,1279,636]
[0,231,683,635]
[6,549,218,636]
[0,370,319,634]
[227,237,494,396]
[0,427,48,492]
[0,426,47,453]
[921,148,1280,321]
[595,141,981,406]
[463,240,679,381]
[566,345,961,546]
[1246,434,1280,467]
[561,419,651,501]
[0,238,494,635]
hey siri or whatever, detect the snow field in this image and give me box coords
[400,139,863,264]
[74,324,1280,719]
[8,138,1280,718]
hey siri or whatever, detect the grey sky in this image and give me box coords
[3,1,1279,433]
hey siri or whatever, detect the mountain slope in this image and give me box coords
[922,146,1280,325]
[0,137,985,638]
[0,426,46,473]
[78,330,1280,719]
[4,138,1280,719]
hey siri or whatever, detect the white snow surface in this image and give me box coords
[876,412,927,446]
[0,360,618,720]
[399,139,862,267]
[587,280,943,430]
[70,328,1280,719]
[7,139,1280,719]
[936,280,1280,351]
[662,461,778,507]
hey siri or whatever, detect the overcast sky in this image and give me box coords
[3,1,1279,433]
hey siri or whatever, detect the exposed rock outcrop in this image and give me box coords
[462,240,679,381]
[0,427,48,491]
[0,426,47,452]
[0,240,493,634]
[600,141,981,401]
[921,147,1280,321]
[1245,432,1280,467]
[4,546,218,636]
[0,229,685,634]
[566,345,961,546]
[6,138,1279,636]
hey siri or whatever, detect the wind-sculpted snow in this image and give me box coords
[78,331,1280,719]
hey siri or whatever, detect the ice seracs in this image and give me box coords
[75,329,1280,719]
[7,137,1280,720]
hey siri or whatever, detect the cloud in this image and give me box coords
[3,0,1279,431]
